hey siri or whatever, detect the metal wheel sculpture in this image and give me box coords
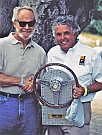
[33,63,79,109]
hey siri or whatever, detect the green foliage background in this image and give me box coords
[84,0,102,35]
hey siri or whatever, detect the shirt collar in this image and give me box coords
[9,32,20,45]
[58,41,80,54]
[69,41,79,51]
[9,32,34,48]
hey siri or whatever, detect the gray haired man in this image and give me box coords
[0,6,46,135]
[47,16,102,135]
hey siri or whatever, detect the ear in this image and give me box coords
[13,21,17,29]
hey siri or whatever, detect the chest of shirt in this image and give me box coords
[50,51,93,83]
[1,45,42,76]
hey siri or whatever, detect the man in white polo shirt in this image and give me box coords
[47,16,102,135]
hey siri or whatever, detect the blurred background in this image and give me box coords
[0,0,102,53]
[79,0,102,49]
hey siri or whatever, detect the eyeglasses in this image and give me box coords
[16,20,36,27]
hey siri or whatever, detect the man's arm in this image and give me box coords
[0,73,34,92]
[0,73,20,86]
[73,81,102,99]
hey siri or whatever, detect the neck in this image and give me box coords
[13,33,30,48]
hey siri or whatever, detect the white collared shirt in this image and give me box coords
[47,41,102,102]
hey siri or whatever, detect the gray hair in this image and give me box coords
[12,6,35,22]
[52,15,81,37]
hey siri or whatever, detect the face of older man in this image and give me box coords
[14,9,35,40]
[55,24,77,53]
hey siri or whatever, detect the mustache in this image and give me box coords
[61,38,69,43]
[22,29,32,32]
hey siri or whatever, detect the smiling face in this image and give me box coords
[14,9,35,41]
[55,24,77,53]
